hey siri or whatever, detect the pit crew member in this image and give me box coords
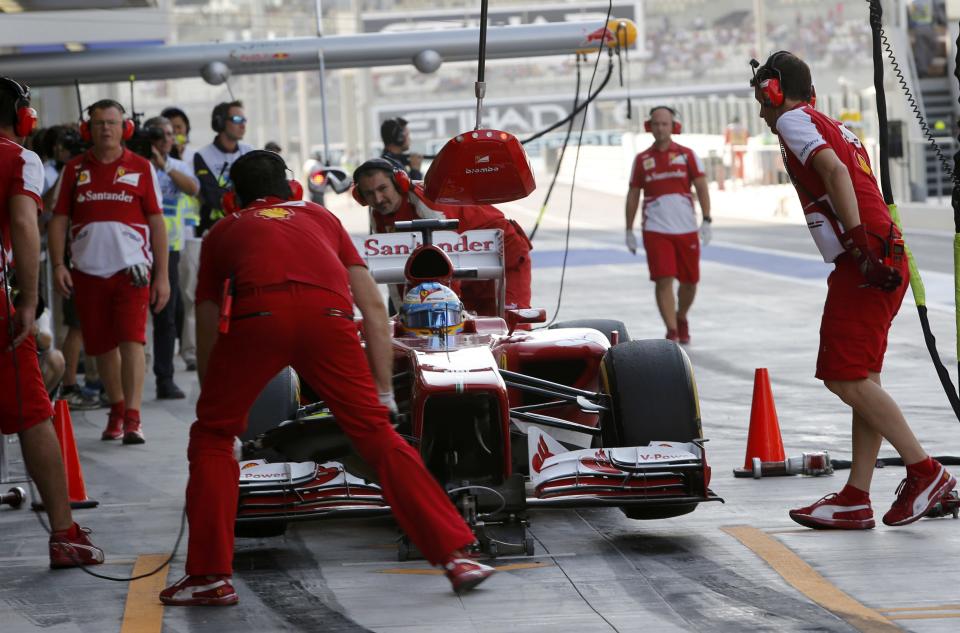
[193,100,252,236]
[625,106,712,344]
[352,158,532,316]
[159,150,494,606]
[49,99,170,445]
[751,51,955,528]
[0,76,104,568]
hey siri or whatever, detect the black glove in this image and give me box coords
[840,225,902,292]
[126,263,151,288]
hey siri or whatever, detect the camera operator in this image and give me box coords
[145,115,198,399]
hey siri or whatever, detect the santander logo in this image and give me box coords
[77,191,134,204]
[364,234,495,257]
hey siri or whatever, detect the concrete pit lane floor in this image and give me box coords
[2,179,960,632]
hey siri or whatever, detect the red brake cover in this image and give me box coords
[424,129,536,205]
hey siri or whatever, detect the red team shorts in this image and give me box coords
[0,295,55,434]
[72,269,150,356]
[816,251,909,381]
[642,230,700,283]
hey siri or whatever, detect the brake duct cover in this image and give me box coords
[424,129,536,205]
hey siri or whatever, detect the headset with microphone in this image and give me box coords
[0,77,38,138]
[350,158,412,206]
[79,99,134,143]
[644,105,681,135]
[221,149,303,214]
[750,52,816,109]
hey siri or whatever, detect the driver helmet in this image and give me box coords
[400,282,464,336]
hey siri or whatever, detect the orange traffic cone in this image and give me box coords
[733,368,786,477]
[50,400,98,509]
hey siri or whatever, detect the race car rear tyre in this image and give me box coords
[242,367,300,442]
[600,339,702,520]
[234,520,288,538]
[549,319,630,345]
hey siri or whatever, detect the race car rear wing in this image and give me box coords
[353,229,505,285]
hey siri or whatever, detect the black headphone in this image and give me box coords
[226,149,303,210]
[0,77,37,138]
[211,102,233,133]
[381,117,408,147]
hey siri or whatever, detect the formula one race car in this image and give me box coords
[235,219,721,558]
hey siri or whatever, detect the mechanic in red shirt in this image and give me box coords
[352,158,532,316]
[625,106,712,344]
[159,151,493,606]
[751,51,955,529]
[49,100,170,445]
[0,77,104,568]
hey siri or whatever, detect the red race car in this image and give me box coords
[235,219,721,558]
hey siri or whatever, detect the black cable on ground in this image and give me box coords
[832,456,960,469]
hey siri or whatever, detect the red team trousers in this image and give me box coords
[185,285,475,575]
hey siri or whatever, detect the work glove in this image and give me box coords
[126,263,151,288]
[378,391,398,415]
[625,229,637,255]
[699,218,712,246]
[840,225,902,292]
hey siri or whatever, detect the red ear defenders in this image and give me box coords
[0,77,38,138]
[79,99,134,142]
[750,52,816,109]
[350,159,411,206]
[644,106,681,134]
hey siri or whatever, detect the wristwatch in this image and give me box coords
[702,216,712,223]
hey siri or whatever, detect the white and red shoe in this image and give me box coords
[789,493,875,529]
[883,461,957,526]
[122,417,145,445]
[159,575,239,606]
[49,523,105,569]
[101,414,123,441]
[444,558,495,594]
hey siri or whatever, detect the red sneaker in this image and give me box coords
[789,493,875,529]
[444,558,495,594]
[101,414,123,441]
[677,318,691,344]
[665,329,679,342]
[160,575,239,606]
[883,461,957,526]
[122,417,145,445]
[49,523,105,569]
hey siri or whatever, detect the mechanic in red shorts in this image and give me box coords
[49,99,170,445]
[625,106,712,344]
[0,76,104,568]
[352,158,532,316]
[159,151,494,606]
[751,51,955,529]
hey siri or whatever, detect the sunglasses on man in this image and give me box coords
[227,115,247,125]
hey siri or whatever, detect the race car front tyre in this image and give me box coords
[234,520,288,538]
[600,339,703,520]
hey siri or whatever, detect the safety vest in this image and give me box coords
[182,194,200,234]
[161,193,193,252]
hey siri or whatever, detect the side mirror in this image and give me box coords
[505,308,546,334]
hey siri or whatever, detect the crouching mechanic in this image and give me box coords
[159,151,494,606]
[0,76,104,568]
[751,51,955,529]
[352,158,532,316]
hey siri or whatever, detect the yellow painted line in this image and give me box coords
[722,526,900,633]
[885,613,960,621]
[378,561,552,575]
[881,604,960,613]
[120,554,170,633]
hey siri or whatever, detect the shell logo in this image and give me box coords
[255,207,293,220]
[857,154,872,176]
